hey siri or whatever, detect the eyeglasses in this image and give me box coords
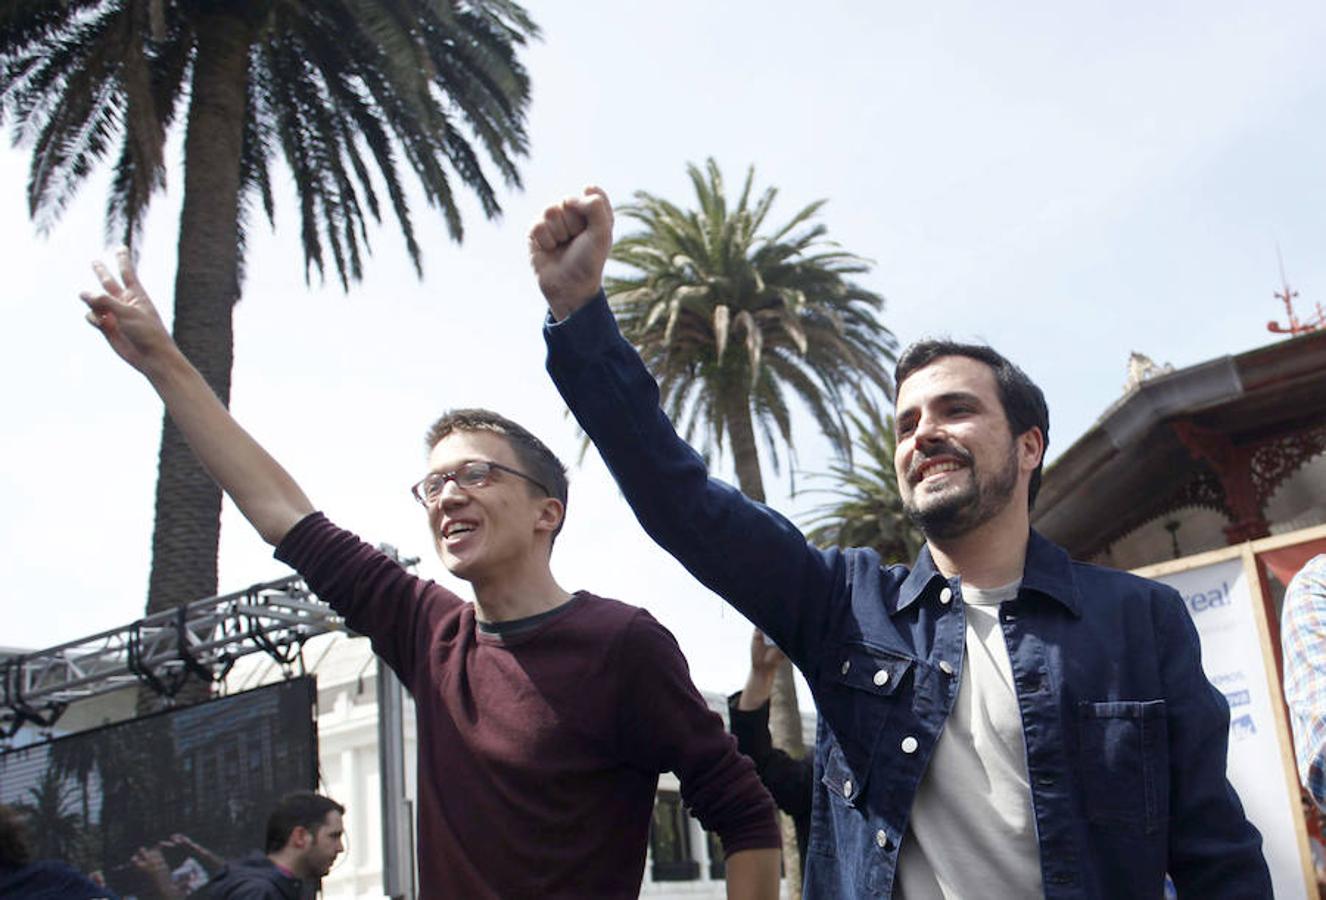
[410,460,551,506]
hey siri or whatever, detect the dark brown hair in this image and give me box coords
[895,340,1049,508]
[423,409,569,541]
[0,804,33,868]
[265,792,345,853]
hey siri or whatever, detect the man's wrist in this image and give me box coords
[545,286,600,321]
[736,673,775,711]
[142,342,193,385]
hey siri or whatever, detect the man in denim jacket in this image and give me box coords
[530,187,1270,898]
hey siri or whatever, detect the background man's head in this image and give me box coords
[0,804,33,870]
[893,340,1049,540]
[265,792,344,881]
[420,409,570,579]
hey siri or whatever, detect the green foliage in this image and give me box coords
[0,0,538,288]
[800,402,924,565]
[607,159,898,489]
[12,767,82,861]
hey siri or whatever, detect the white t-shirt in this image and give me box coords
[895,579,1044,899]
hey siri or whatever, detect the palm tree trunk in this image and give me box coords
[140,13,249,709]
[724,390,806,899]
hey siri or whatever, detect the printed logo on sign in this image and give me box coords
[1222,690,1251,709]
[1182,581,1232,616]
[1230,713,1257,741]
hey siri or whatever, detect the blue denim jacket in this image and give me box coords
[545,293,1270,899]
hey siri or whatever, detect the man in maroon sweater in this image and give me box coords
[78,250,782,899]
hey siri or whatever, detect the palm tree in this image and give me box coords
[0,2,537,634]
[13,767,83,861]
[607,159,897,894]
[800,402,924,566]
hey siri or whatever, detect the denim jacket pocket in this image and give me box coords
[809,738,871,860]
[827,643,913,761]
[1077,699,1169,833]
[820,735,865,805]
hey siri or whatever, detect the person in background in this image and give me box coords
[199,791,344,900]
[0,803,118,899]
[1283,554,1326,809]
[1299,789,1326,900]
[727,629,812,864]
[124,833,226,899]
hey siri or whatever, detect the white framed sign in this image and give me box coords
[1135,525,1326,900]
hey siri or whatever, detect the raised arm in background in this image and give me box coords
[732,631,813,819]
[80,249,312,546]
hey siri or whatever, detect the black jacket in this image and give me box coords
[727,692,812,864]
[194,853,303,900]
[0,860,118,899]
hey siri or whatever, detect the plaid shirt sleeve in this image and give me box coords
[1282,554,1326,808]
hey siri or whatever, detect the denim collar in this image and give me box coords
[892,529,1082,617]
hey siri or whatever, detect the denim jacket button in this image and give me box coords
[901,735,919,754]
[875,829,891,849]
[843,779,853,798]
[873,668,890,687]
[939,586,953,604]
[841,659,851,675]
[939,660,955,676]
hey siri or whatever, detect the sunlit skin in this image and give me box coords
[893,355,1044,589]
[423,430,570,621]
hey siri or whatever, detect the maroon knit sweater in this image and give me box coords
[276,513,779,898]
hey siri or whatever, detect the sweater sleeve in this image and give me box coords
[615,612,781,854]
[727,694,814,820]
[274,512,461,684]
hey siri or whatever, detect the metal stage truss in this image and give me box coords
[1,573,347,738]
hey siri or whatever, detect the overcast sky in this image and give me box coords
[5,1,1326,699]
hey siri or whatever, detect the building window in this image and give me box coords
[650,792,699,881]
[707,830,725,880]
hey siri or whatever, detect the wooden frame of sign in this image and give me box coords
[1134,522,1326,898]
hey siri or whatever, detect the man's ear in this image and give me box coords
[1018,427,1045,473]
[534,497,565,536]
[289,825,311,851]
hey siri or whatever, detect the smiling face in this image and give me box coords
[424,430,563,583]
[894,355,1040,541]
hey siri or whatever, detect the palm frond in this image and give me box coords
[607,159,897,492]
[799,406,923,564]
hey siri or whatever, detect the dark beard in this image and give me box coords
[904,443,1020,540]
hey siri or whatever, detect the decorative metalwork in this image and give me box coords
[1249,424,1326,504]
[1090,423,1325,560]
[1081,470,1231,562]
[1268,249,1324,336]
[1268,277,1325,336]
[1165,469,1232,518]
